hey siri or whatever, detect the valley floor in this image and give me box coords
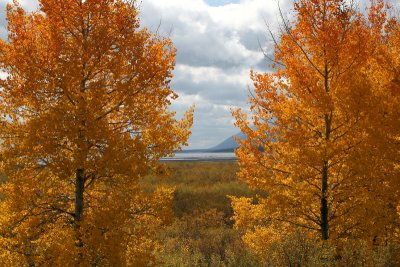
[142,162,261,266]
[142,162,400,267]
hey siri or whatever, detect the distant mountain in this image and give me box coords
[177,132,247,153]
[207,131,246,152]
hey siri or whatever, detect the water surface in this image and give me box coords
[162,152,237,162]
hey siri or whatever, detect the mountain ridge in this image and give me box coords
[179,132,246,153]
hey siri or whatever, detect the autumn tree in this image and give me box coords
[231,0,397,255]
[361,6,400,243]
[0,0,193,265]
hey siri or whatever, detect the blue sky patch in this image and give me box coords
[205,0,240,6]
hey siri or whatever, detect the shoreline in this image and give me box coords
[160,158,237,162]
[161,157,237,162]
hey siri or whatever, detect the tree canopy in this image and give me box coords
[231,0,400,259]
[0,0,193,265]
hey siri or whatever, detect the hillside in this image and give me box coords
[207,131,246,152]
[179,131,247,153]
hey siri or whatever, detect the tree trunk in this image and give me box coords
[74,168,85,227]
[26,253,36,267]
[321,64,331,240]
[321,161,329,240]
[74,168,85,264]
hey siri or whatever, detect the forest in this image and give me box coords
[1,0,400,266]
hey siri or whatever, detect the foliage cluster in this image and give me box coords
[0,0,192,265]
[231,0,400,264]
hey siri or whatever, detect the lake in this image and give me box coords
[161,152,237,162]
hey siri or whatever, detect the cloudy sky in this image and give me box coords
[1,0,380,148]
[139,0,288,148]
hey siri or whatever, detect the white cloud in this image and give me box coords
[0,71,8,80]
[1,0,281,148]
[174,64,249,85]
[208,0,280,30]
[139,0,279,147]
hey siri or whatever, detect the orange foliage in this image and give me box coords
[0,0,193,265]
[231,0,400,256]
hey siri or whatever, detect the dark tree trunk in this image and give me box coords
[74,168,85,227]
[26,254,36,267]
[321,161,329,240]
[320,64,331,240]
[74,168,85,264]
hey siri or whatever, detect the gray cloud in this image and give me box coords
[0,2,8,40]
[171,65,249,102]
[172,78,248,106]
[1,0,282,148]
[172,99,240,148]
[139,0,281,147]
[140,1,268,71]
